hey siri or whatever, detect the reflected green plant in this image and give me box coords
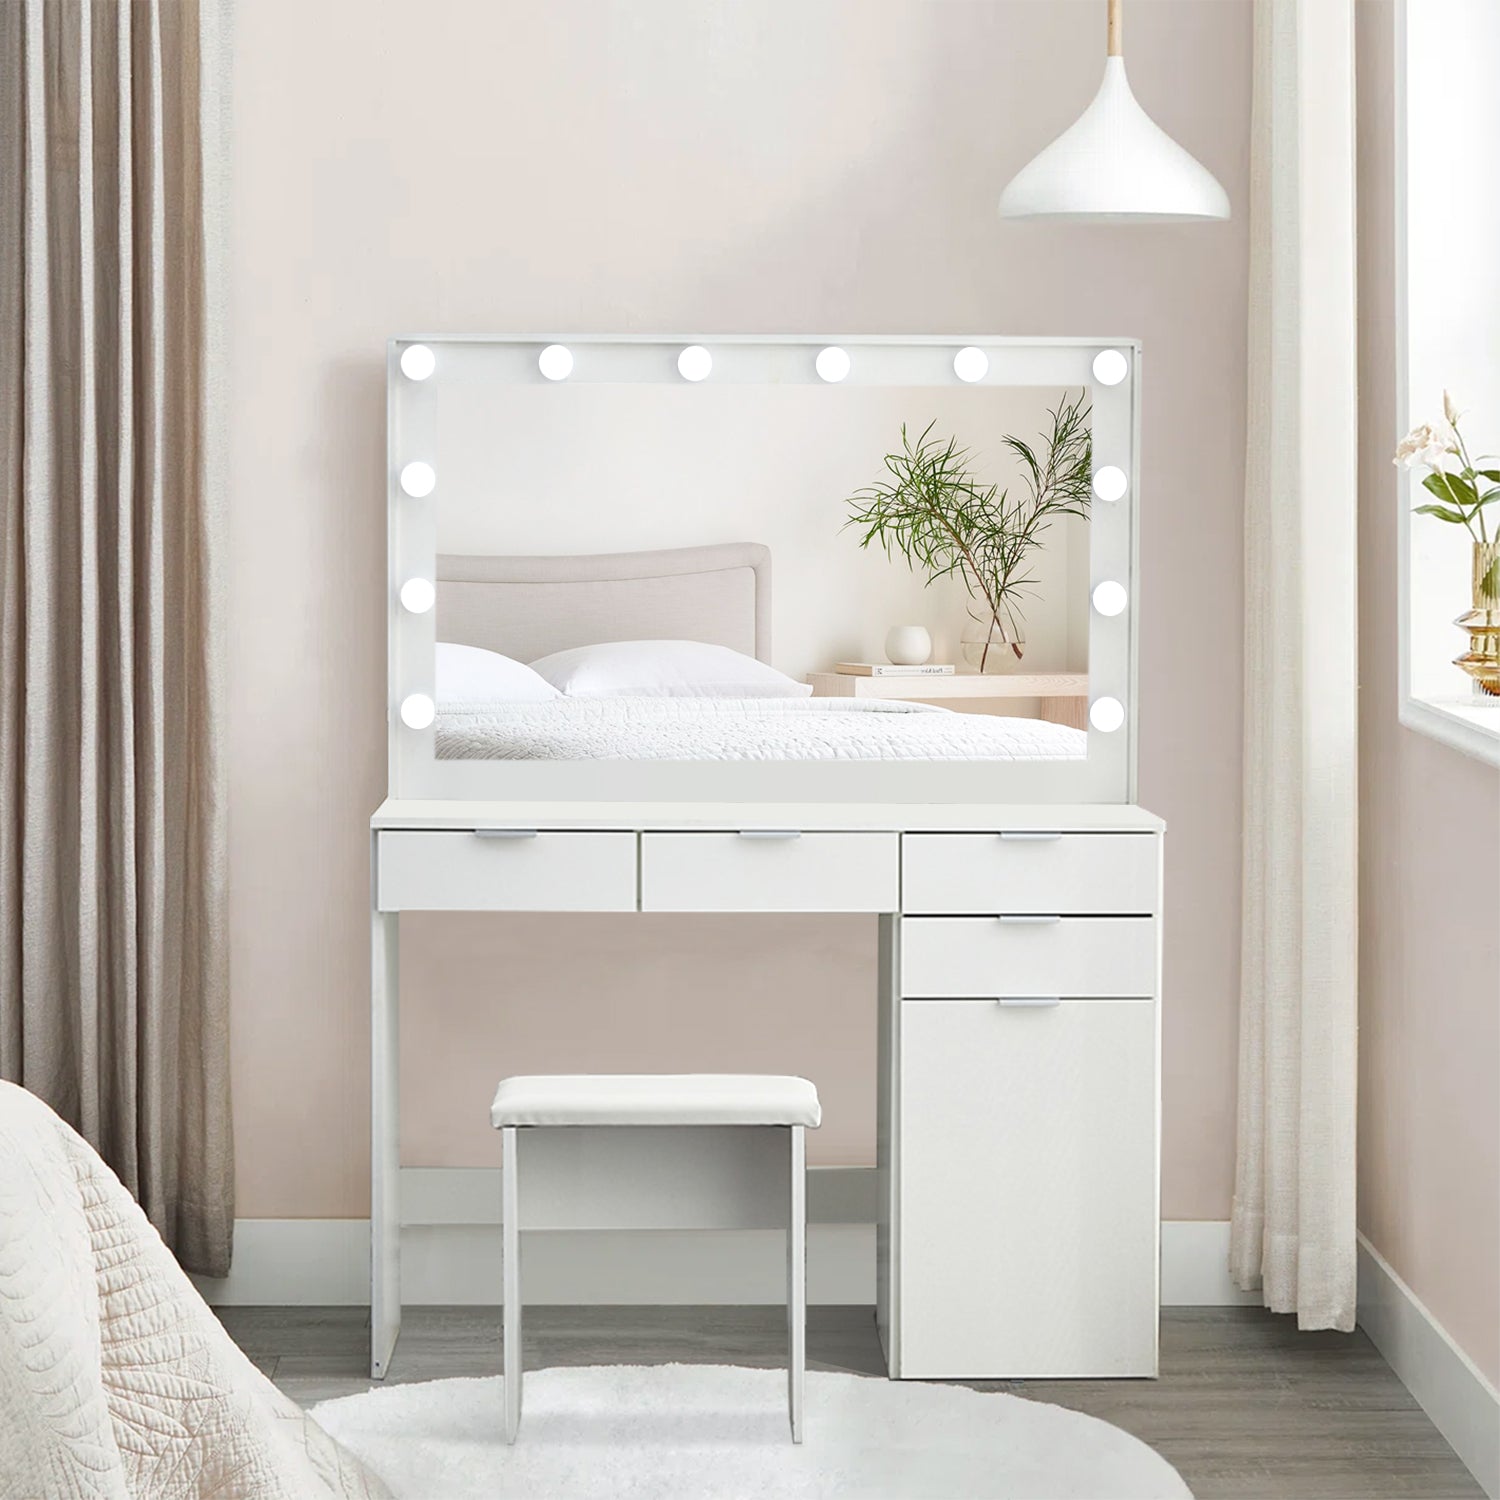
[843,394,1093,670]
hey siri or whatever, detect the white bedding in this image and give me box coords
[436,696,1087,761]
[0,1081,388,1500]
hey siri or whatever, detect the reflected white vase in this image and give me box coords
[884,625,932,666]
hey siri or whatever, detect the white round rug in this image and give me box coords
[312,1364,1192,1499]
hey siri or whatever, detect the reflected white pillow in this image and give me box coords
[529,640,812,700]
[435,642,562,704]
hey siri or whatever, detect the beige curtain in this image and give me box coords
[0,0,231,1275]
[1230,0,1359,1330]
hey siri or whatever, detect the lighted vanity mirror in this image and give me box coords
[387,338,1138,804]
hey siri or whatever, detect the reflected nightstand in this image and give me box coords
[806,671,1089,730]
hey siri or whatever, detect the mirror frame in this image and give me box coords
[386,335,1140,805]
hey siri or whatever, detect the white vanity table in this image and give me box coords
[370,799,1163,1380]
[371,334,1161,1383]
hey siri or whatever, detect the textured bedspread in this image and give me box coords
[0,1082,388,1500]
[437,696,1088,761]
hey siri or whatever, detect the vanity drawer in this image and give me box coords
[900,916,1157,997]
[902,832,1158,915]
[377,831,637,912]
[640,832,899,912]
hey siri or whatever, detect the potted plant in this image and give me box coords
[842,395,1092,671]
[1395,391,1500,697]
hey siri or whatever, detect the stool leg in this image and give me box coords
[787,1124,806,1443]
[502,1125,522,1443]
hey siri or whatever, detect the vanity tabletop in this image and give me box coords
[370,799,1166,834]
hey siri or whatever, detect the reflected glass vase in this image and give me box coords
[960,609,1025,673]
[1454,539,1500,698]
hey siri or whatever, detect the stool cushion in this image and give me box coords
[491,1074,822,1129]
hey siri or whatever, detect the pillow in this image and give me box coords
[435,642,562,704]
[528,640,813,700]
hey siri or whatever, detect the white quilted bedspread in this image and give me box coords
[0,1082,388,1500]
[437,697,1088,761]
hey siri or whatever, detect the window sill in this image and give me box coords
[1400,693,1500,769]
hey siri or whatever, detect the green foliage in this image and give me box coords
[1423,471,1477,509]
[1415,503,1472,525]
[1412,434,1499,543]
[842,394,1093,666]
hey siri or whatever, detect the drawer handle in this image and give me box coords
[474,828,539,840]
[996,913,1062,924]
[998,831,1063,842]
[737,829,803,840]
[997,996,1062,1008]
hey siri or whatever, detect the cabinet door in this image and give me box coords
[897,998,1157,1378]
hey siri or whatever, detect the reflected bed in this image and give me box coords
[436,696,1087,762]
[433,543,1087,763]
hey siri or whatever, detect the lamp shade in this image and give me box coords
[999,57,1228,222]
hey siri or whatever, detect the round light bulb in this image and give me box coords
[399,344,436,381]
[1089,695,1126,733]
[677,345,712,382]
[953,346,988,383]
[815,346,851,383]
[1092,464,1128,503]
[1092,349,1129,386]
[400,577,436,614]
[399,461,436,498]
[538,344,574,381]
[399,693,435,729]
[1092,580,1128,617]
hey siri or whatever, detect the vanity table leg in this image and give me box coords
[787,1124,806,1443]
[370,882,401,1379]
[502,1126,523,1443]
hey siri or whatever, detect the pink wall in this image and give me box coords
[226,1,1252,1221]
[1355,3,1500,1387]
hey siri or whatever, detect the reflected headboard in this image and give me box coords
[434,542,772,664]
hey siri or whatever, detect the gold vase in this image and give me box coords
[1454,540,1500,697]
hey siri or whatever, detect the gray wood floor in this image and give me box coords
[216,1304,1485,1500]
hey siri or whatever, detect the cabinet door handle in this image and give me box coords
[474,828,539,839]
[997,996,1062,1008]
[998,831,1062,842]
[996,913,1062,924]
[737,829,802,840]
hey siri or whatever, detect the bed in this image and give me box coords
[433,544,1088,762]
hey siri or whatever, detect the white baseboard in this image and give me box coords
[194,1169,1248,1311]
[1159,1219,1260,1307]
[194,1220,873,1306]
[1357,1234,1499,1500]
[195,1217,371,1306]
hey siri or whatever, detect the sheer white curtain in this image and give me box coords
[1229,0,1359,1330]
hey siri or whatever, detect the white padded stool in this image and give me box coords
[490,1073,822,1443]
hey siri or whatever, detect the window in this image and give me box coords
[1397,0,1500,765]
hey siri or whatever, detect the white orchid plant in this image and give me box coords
[1394,391,1498,548]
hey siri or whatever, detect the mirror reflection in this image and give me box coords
[428,382,1092,762]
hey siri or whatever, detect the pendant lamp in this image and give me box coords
[998,0,1229,223]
